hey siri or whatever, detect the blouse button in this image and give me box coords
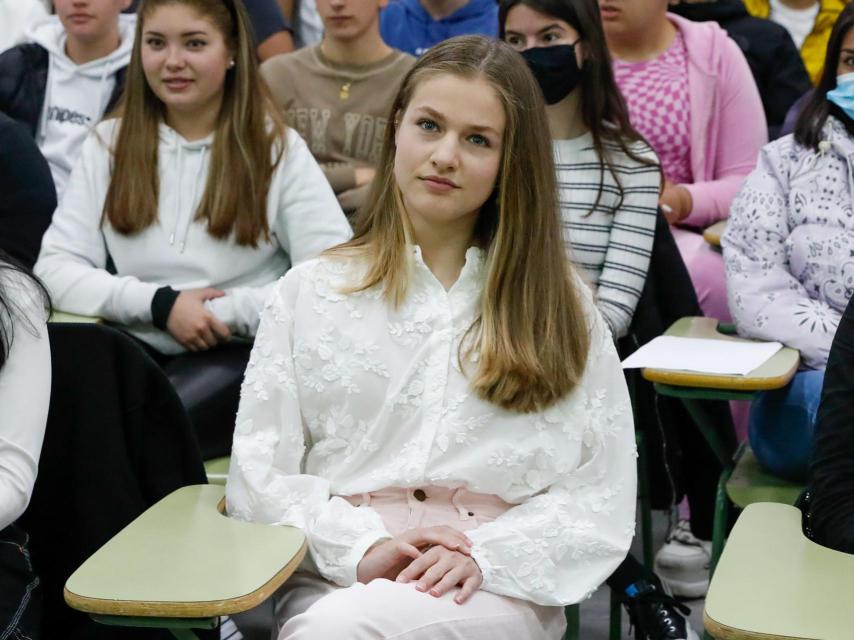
[413,489,427,502]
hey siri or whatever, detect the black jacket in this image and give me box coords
[19,323,207,639]
[807,294,854,552]
[0,112,55,267]
[670,0,811,139]
[0,43,127,137]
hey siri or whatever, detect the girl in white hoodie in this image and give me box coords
[35,0,351,457]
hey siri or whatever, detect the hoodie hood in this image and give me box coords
[667,12,733,76]
[26,14,135,78]
[28,14,135,199]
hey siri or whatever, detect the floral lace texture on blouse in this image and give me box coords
[225,248,637,606]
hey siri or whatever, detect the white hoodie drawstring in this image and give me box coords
[169,144,184,246]
[36,54,54,142]
[179,147,208,253]
[846,152,854,215]
[168,142,209,253]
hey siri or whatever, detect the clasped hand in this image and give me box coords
[166,288,231,351]
[356,526,483,604]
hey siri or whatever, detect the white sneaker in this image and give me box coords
[653,520,712,598]
[220,616,243,640]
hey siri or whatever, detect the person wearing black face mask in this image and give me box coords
[520,41,583,103]
[502,1,660,347]
[502,2,706,640]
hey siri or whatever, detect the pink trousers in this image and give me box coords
[672,226,731,323]
[273,486,566,640]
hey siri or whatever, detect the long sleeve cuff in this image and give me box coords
[151,286,180,330]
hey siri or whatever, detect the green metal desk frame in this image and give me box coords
[642,318,800,577]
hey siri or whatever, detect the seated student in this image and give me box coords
[291,0,325,47]
[262,0,415,214]
[34,0,351,459]
[669,0,811,139]
[0,255,50,640]
[226,35,637,640]
[243,0,296,60]
[602,0,766,324]
[380,0,498,56]
[501,0,659,340]
[807,293,854,554]
[0,0,47,53]
[0,112,56,268]
[0,0,134,200]
[501,3,699,639]
[743,0,844,85]
[723,2,854,483]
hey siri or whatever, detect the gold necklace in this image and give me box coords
[339,82,352,101]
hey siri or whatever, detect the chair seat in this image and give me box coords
[49,310,102,323]
[705,503,854,639]
[64,485,306,619]
[726,445,803,509]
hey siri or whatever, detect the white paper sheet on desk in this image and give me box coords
[621,336,783,375]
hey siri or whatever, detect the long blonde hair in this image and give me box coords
[103,0,285,246]
[334,35,591,414]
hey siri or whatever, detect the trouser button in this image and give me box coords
[413,489,427,502]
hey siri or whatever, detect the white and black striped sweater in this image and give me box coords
[554,133,660,339]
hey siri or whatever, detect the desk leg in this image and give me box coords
[563,603,580,640]
[679,398,732,468]
[636,430,654,569]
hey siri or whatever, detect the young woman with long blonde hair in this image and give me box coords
[226,35,636,639]
[35,0,351,457]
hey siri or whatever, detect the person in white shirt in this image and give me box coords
[0,257,50,638]
[35,0,351,458]
[226,35,636,639]
[0,0,135,200]
[0,0,47,53]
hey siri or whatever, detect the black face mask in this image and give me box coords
[521,44,583,105]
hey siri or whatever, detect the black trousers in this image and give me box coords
[0,524,41,640]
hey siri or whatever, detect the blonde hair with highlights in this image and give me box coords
[333,35,591,414]
[103,0,285,246]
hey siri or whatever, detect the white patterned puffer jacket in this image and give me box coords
[723,116,854,369]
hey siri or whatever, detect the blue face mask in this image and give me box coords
[826,72,854,120]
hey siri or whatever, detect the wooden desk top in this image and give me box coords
[65,485,307,619]
[705,503,854,640]
[641,317,800,392]
[49,311,102,324]
[703,220,727,247]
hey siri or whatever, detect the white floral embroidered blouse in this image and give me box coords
[225,247,637,607]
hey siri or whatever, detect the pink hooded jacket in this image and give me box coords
[668,12,767,228]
